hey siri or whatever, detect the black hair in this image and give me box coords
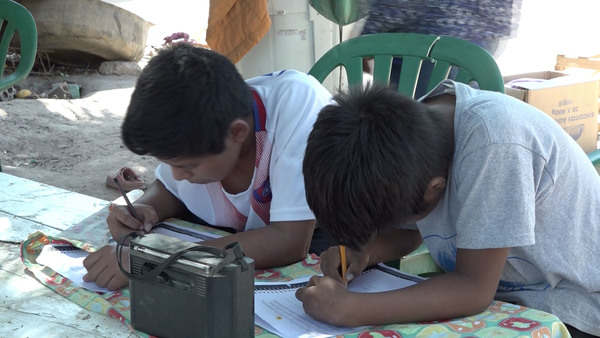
[303,84,452,250]
[122,44,253,158]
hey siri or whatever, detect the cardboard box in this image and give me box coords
[555,54,600,72]
[504,71,600,153]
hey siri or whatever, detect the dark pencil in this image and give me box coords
[112,177,142,222]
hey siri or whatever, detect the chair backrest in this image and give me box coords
[587,149,600,167]
[0,0,37,92]
[308,32,505,98]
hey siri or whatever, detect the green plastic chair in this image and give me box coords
[1,0,37,172]
[309,32,506,275]
[588,148,600,165]
[588,148,600,171]
[0,0,37,91]
[308,32,505,98]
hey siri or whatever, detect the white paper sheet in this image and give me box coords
[36,222,223,293]
[254,265,422,337]
[36,244,110,293]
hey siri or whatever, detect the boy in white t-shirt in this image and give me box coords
[83,44,333,291]
[296,83,599,337]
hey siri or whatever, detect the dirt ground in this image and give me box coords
[0,70,159,202]
[0,0,209,202]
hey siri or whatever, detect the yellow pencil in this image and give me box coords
[339,245,347,287]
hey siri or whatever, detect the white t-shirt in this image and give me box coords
[416,81,600,335]
[155,70,332,232]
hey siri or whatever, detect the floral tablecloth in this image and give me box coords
[20,206,570,337]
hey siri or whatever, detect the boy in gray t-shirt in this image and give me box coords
[296,81,599,336]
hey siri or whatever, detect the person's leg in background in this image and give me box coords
[308,226,337,255]
[565,324,598,338]
[413,38,504,97]
[367,37,505,98]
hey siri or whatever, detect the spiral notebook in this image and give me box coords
[254,264,423,337]
[36,244,111,293]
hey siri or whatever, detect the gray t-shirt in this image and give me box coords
[416,81,600,334]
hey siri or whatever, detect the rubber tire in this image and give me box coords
[16,0,151,67]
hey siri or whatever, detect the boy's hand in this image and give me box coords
[320,245,369,283]
[82,244,130,291]
[295,275,352,326]
[107,203,159,241]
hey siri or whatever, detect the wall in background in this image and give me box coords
[104,0,599,78]
[496,0,599,76]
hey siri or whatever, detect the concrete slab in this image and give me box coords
[0,172,109,243]
[0,242,133,337]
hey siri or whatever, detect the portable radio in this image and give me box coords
[120,233,254,338]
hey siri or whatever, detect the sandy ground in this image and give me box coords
[0,71,159,202]
[0,0,210,202]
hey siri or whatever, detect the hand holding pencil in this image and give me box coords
[112,177,143,223]
[106,179,159,242]
[317,245,371,285]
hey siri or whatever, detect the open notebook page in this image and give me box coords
[254,264,423,337]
